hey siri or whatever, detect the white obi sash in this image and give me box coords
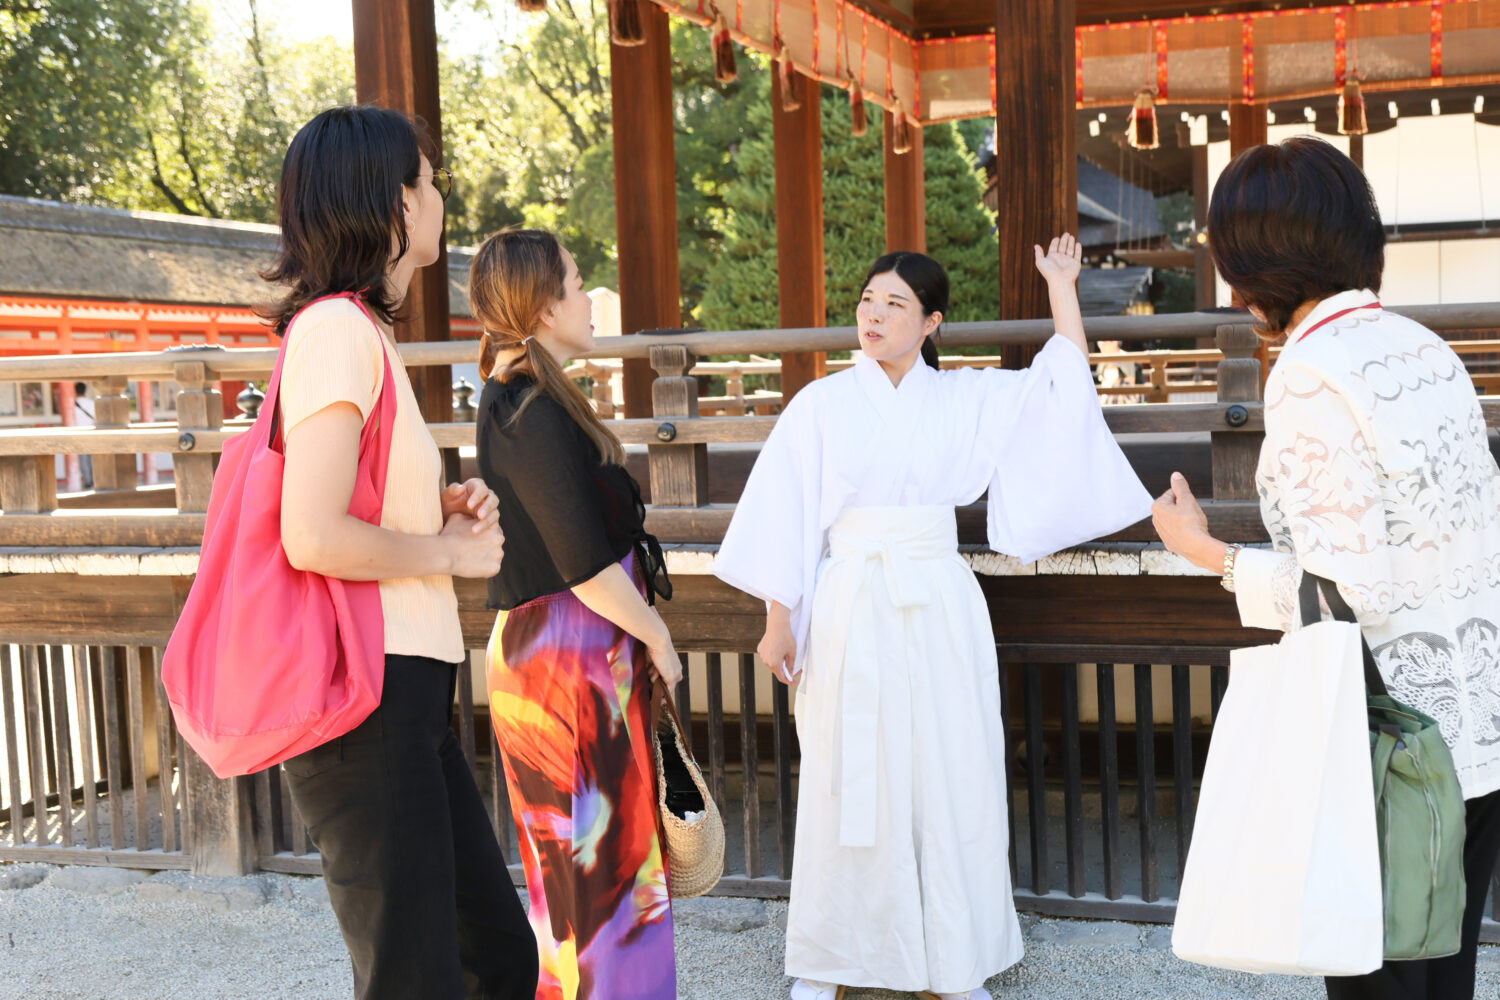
[807,504,963,848]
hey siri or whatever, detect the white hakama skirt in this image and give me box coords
[786,504,1022,993]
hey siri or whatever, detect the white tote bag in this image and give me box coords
[1172,615,1382,976]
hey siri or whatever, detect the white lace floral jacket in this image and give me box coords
[1233,289,1500,799]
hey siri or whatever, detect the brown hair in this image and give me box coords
[470,228,625,465]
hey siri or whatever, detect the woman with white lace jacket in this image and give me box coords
[1153,136,1500,1000]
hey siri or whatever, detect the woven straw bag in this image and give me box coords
[652,683,724,898]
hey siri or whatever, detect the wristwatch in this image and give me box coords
[1220,544,1243,593]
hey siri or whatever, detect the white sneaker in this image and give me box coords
[918,989,993,1000]
[789,980,845,1000]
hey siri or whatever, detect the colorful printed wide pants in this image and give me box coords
[486,568,675,1000]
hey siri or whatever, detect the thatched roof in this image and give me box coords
[0,195,476,317]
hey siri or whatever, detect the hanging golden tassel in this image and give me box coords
[850,86,867,137]
[1127,88,1159,150]
[1338,78,1368,135]
[515,0,546,10]
[712,15,736,83]
[777,46,802,112]
[891,102,914,155]
[610,0,646,46]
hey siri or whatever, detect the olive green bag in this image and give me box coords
[1305,575,1466,960]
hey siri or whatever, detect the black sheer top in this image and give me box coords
[476,375,671,611]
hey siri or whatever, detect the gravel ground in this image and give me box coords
[1,864,1497,999]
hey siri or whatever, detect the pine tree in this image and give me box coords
[698,81,999,331]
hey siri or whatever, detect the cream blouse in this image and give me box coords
[278,297,464,664]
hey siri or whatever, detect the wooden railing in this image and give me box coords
[4,302,1500,930]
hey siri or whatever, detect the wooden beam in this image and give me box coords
[994,0,1077,368]
[611,2,683,419]
[772,68,828,401]
[1192,144,1215,312]
[884,110,926,253]
[351,0,453,429]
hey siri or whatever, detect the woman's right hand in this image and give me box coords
[646,635,684,689]
[758,617,798,685]
[442,512,504,578]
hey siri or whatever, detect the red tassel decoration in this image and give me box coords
[1339,79,1368,135]
[850,86,867,137]
[610,0,646,46]
[712,15,737,83]
[516,0,546,10]
[1127,88,1159,150]
[777,46,802,112]
[891,102,913,155]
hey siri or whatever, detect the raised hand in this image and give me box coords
[1033,232,1083,286]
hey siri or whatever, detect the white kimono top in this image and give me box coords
[714,335,1155,674]
[1233,289,1500,799]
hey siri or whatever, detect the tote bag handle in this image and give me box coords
[1299,572,1388,697]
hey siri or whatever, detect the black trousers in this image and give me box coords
[284,654,538,1000]
[1325,787,1500,1000]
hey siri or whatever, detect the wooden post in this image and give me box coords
[90,376,137,492]
[1228,102,1267,155]
[773,68,827,401]
[994,0,1077,369]
[611,2,682,419]
[1212,323,1262,501]
[884,109,926,253]
[183,747,257,876]
[352,0,453,455]
[648,344,708,507]
[1192,145,1215,312]
[0,456,57,514]
[172,360,223,514]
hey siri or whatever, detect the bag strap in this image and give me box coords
[1300,572,1389,697]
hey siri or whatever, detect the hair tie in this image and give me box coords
[521,335,535,346]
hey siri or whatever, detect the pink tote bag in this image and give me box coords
[162,293,394,778]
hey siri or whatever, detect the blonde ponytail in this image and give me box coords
[469,228,625,466]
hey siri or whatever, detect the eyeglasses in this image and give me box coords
[427,166,453,201]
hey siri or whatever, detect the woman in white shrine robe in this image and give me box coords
[714,239,1153,1000]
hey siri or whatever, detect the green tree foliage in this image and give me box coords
[698,84,999,331]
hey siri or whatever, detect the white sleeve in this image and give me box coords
[1233,362,1394,633]
[713,392,825,660]
[964,336,1154,563]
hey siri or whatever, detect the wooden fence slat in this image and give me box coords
[999,659,1018,885]
[704,654,729,826]
[1210,664,1229,722]
[1097,663,1123,901]
[48,646,75,848]
[738,653,761,880]
[771,679,794,881]
[1134,664,1159,903]
[152,665,177,854]
[22,646,50,846]
[288,770,308,857]
[1,646,24,845]
[253,770,277,861]
[1060,664,1085,898]
[126,647,150,851]
[1023,663,1048,895]
[456,658,477,779]
[489,727,516,861]
[172,713,190,855]
[72,646,99,849]
[100,648,126,851]
[1171,664,1195,882]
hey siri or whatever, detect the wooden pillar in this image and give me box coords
[1192,145,1215,312]
[773,69,827,400]
[91,376,137,492]
[1228,102,1267,155]
[610,2,682,419]
[884,110,926,253]
[1227,103,1269,373]
[352,0,452,432]
[994,0,1077,368]
[184,748,257,876]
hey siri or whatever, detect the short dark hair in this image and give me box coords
[258,106,436,335]
[1208,136,1384,334]
[862,251,949,370]
[73,382,87,396]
